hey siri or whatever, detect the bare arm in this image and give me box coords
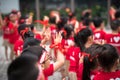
[53,32,65,71]
[0,13,4,28]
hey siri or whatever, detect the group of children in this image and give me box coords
[0,8,120,80]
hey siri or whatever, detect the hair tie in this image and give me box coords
[34,20,49,26]
[89,54,99,62]
[61,29,67,37]
[20,28,29,36]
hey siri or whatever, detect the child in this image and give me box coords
[94,44,120,80]
[7,54,45,80]
[66,28,94,80]
[93,17,106,44]
[77,44,102,80]
[0,14,11,60]
[104,20,120,54]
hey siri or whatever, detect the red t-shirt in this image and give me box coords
[2,26,11,40]
[93,30,106,43]
[94,70,120,80]
[14,39,24,56]
[50,25,57,44]
[77,63,83,80]
[61,37,74,56]
[43,64,54,80]
[77,63,99,80]
[67,46,81,73]
[105,33,120,54]
[8,22,19,44]
[34,33,42,41]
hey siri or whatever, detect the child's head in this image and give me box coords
[93,17,104,29]
[83,18,92,27]
[62,24,74,39]
[18,24,34,40]
[115,9,120,19]
[98,44,119,72]
[23,37,41,49]
[74,28,93,51]
[7,54,44,80]
[8,45,52,80]
[82,44,103,80]
[22,46,51,69]
[57,16,68,30]
[111,19,120,32]
[49,16,56,24]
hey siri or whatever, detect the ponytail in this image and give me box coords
[82,56,91,80]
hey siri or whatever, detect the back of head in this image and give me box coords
[22,46,45,60]
[83,18,92,27]
[57,16,68,30]
[115,10,120,19]
[7,55,38,80]
[93,17,103,28]
[49,16,56,24]
[82,44,103,80]
[68,12,75,20]
[74,28,93,51]
[23,37,41,49]
[111,19,120,31]
[98,44,119,71]
[62,24,74,39]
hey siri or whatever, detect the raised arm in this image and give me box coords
[53,32,65,71]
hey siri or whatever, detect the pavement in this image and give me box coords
[0,36,11,80]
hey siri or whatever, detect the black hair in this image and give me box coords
[23,37,41,49]
[115,10,120,19]
[98,44,119,72]
[29,24,34,31]
[83,12,91,19]
[68,12,75,20]
[82,44,103,80]
[21,46,45,60]
[18,15,29,24]
[7,54,39,80]
[83,18,92,27]
[49,16,56,24]
[93,17,103,28]
[18,24,34,40]
[62,24,74,39]
[111,19,120,31]
[18,24,29,34]
[57,16,68,31]
[74,28,93,52]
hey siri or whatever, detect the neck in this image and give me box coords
[95,27,103,31]
[112,30,119,34]
[104,65,117,72]
[85,42,92,49]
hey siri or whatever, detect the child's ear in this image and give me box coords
[116,58,120,65]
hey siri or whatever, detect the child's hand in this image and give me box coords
[54,32,62,45]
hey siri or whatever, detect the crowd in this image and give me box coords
[0,7,120,80]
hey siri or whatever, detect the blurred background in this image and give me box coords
[0,0,120,23]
